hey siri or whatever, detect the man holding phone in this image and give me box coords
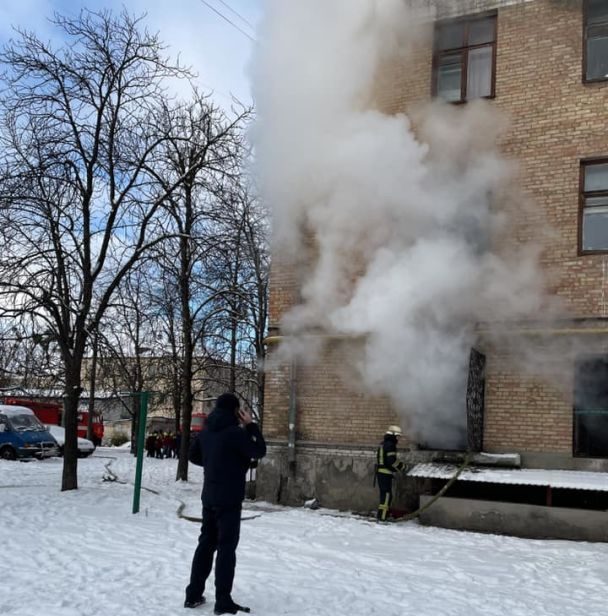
[185,392,266,614]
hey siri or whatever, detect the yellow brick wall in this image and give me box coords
[262,353,291,439]
[295,340,400,445]
[484,0,607,454]
[496,0,608,315]
[484,351,574,453]
[264,0,608,455]
[268,253,300,327]
[264,339,401,444]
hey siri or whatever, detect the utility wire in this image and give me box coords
[199,0,256,42]
[216,0,255,32]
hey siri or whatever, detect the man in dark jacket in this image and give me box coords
[376,425,406,522]
[145,433,155,458]
[185,393,266,615]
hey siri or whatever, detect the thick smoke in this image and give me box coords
[252,0,550,447]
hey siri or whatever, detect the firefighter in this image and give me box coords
[376,425,406,522]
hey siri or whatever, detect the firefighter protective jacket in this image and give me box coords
[376,435,405,477]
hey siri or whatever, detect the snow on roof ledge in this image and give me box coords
[408,463,608,492]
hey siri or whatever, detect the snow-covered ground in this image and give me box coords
[2,449,608,616]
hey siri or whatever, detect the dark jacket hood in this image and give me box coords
[205,408,239,432]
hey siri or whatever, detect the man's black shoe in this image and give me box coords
[214,600,251,614]
[184,597,206,609]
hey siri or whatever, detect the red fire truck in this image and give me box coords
[76,409,104,446]
[2,397,104,446]
[190,412,208,434]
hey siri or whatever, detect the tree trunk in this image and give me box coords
[229,315,237,392]
[230,223,244,393]
[131,393,139,455]
[61,361,82,491]
[176,346,193,481]
[176,183,194,482]
[87,333,98,442]
[172,366,182,434]
[177,416,191,481]
[177,352,193,480]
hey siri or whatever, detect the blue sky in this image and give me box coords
[0,0,260,105]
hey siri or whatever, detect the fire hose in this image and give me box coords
[396,451,472,523]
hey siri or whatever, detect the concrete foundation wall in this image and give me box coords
[256,442,424,512]
[419,496,608,542]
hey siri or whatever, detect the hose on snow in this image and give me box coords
[396,452,472,523]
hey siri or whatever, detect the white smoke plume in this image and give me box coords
[252,0,552,447]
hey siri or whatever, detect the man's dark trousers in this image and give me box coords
[186,505,241,604]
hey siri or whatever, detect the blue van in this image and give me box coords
[0,405,59,460]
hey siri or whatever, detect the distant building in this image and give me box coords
[83,354,258,433]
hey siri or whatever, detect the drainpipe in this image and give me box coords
[287,359,297,471]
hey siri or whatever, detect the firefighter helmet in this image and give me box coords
[386,425,402,436]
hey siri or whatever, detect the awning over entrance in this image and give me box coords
[408,463,608,492]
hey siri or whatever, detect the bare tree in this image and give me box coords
[152,272,184,433]
[237,190,270,421]
[0,10,197,490]
[0,319,63,391]
[206,185,269,419]
[149,92,251,481]
[93,263,163,452]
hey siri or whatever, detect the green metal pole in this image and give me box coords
[132,391,149,514]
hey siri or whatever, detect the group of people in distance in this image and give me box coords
[145,430,180,459]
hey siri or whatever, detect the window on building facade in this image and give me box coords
[433,13,497,103]
[574,356,608,457]
[580,159,608,253]
[584,0,608,82]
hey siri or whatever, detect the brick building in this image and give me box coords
[258,0,608,539]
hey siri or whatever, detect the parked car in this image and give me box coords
[2,397,105,446]
[0,405,59,460]
[46,424,96,458]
